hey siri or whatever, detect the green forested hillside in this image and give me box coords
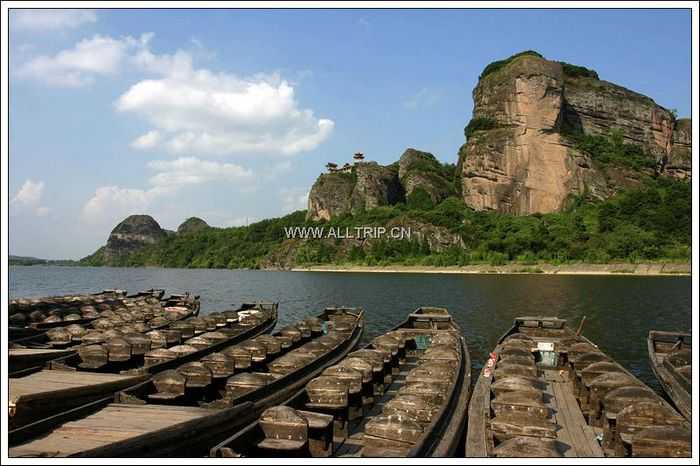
[81,177,691,269]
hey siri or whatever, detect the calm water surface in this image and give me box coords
[8,266,692,391]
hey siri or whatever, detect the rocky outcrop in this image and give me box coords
[307,162,404,221]
[177,217,209,235]
[398,148,455,204]
[102,215,166,261]
[459,52,691,215]
[666,118,692,179]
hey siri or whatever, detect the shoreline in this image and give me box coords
[290,263,691,276]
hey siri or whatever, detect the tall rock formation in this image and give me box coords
[459,51,691,215]
[101,215,166,262]
[398,148,456,204]
[307,162,404,221]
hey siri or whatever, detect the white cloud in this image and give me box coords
[81,157,254,224]
[13,9,97,30]
[117,45,334,157]
[16,33,150,87]
[131,130,161,149]
[280,187,309,213]
[10,179,50,216]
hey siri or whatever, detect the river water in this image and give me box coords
[8,265,691,391]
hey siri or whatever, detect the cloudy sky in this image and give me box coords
[8,8,691,259]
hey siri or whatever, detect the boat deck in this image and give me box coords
[334,357,419,457]
[10,403,212,457]
[542,369,604,457]
[11,370,145,403]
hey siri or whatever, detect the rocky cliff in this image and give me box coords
[307,151,457,221]
[91,214,167,264]
[459,51,691,215]
[306,162,405,221]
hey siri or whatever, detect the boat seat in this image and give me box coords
[492,392,549,418]
[581,362,626,387]
[201,331,229,344]
[150,369,186,401]
[177,362,213,388]
[665,349,691,368]
[571,352,608,373]
[185,336,213,351]
[105,336,132,362]
[168,344,198,358]
[160,329,182,346]
[254,335,282,356]
[144,348,178,367]
[240,340,268,363]
[223,346,253,370]
[201,352,235,378]
[493,436,562,457]
[77,344,109,369]
[295,322,312,339]
[602,385,657,420]
[567,343,599,363]
[398,381,445,406]
[303,317,324,334]
[361,446,411,457]
[305,376,352,438]
[494,363,538,379]
[301,341,330,357]
[406,363,455,386]
[585,373,641,425]
[207,312,227,327]
[363,414,423,451]
[258,406,309,455]
[145,330,167,349]
[489,412,558,441]
[170,322,195,340]
[500,339,532,352]
[382,394,436,425]
[279,326,303,343]
[498,355,536,367]
[268,353,315,376]
[226,372,270,400]
[499,347,533,360]
[491,376,545,398]
[203,316,218,331]
[187,317,208,334]
[123,333,151,355]
[614,401,687,456]
[630,425,691,458]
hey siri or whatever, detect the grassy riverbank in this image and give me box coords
[290,262,690,276]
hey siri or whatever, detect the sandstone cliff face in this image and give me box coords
[103,214,166,261]
[306,162,404,221]
[459,53,691,215]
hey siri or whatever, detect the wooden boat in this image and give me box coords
[647,330,691,420]
[9,306,364,457]
[9,289,130,340]
[8,302,277,430]
[9,293,202,376]
[210,306,471,458]
[465,316,691,458]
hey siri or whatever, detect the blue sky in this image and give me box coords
[8,8,692,259]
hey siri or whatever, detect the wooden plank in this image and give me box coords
[544,370,603,458]
[10,403,212,457]
[465,372,490,457]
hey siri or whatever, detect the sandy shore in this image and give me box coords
[290,263,690,276]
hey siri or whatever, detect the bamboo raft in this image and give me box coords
[9,302,277,429]
[9,307,364,457]
[9,293,201,376]
[210,307,471,458]
[465,316,691,458]
[648,330,691,421]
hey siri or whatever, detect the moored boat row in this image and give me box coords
[9,306,364,457]
[5,294,693,458]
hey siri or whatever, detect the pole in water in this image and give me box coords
[576,315,587,336]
